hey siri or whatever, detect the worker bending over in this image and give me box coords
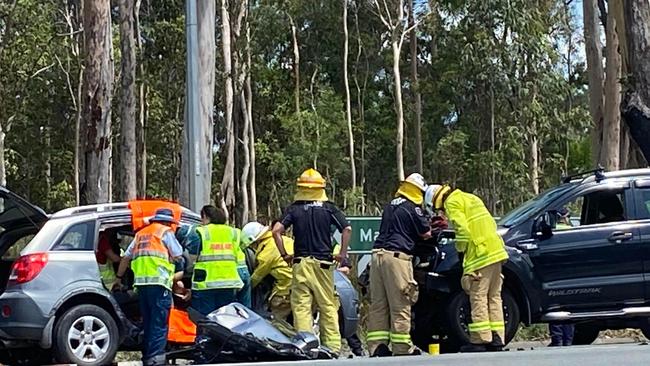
[425,185,509,352]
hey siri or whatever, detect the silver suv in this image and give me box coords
[0,191,360,366]
[0,196,201,366]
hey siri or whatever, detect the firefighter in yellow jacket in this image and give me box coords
[425,185,509,352]
[241,221,294,334]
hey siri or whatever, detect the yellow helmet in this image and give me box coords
[296,168,326,188]
[425,184,452,211]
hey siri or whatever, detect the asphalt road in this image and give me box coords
[169,343,650,366]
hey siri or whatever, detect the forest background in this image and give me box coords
[1,0,650,225]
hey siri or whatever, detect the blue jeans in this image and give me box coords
[137,285,172,363]
[549,323,575,346]
[237,266,252,308]
[192,288,237,316]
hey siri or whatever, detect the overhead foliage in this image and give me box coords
[1,0,593,219]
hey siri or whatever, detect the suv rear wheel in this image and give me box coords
[54,304,119,366]
[444,288,520,352]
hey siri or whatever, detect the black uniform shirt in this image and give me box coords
[281,201,350,260]
[373,197,430,254]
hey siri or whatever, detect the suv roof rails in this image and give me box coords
[561,166,606,184]
[51,203,130,218]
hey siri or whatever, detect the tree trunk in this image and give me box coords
[289,15,300,117]
[530,122,539,195]
[64,0,84,205]
[353,4,367,213]
[409,0,423,173]
[220,0,236,211]
[620,123,630,169]
[602,12,622,171]
[490,87,497,212]
[583,0,605,166]
[118,0,137,201]
[623,0,650,165]
[239,91,250,224]
[81,0,114,204]
[309,67,320,169]
[0,123,5,187]
[135,0,147,197]
[392,37,405,181]
[246,24,257,220]
[44,126,51,210]
[343,0,357,189]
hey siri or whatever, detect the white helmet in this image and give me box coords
[241,222,269,248]
[424,185,442,216]
[403,173,427,191]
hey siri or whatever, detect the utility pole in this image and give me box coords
[185,0,203,211]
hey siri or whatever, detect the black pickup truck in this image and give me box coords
[411,168,650,352]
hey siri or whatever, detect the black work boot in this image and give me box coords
[487,332,505,352]
[406,347,422,356]
[459,343,488,353]
[371,344,392,357]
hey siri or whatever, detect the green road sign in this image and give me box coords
[332,216,381,253]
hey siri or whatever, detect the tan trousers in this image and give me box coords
[367,249,419,355]
[461,261,505,344]
[291,257,341,354]
[270,294,294,336]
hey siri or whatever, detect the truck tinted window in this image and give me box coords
[499,184,575,227]
[554,189,627,230]
[52,221,96,251]
[635,189,650,220]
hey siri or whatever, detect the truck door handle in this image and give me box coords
[517,239,538,251]
[608,231,633,243]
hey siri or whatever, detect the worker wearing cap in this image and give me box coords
[241,221,294,334]
[190,205,244,315]
[114,208,184,366]
[424,185,509,352]
[272,168,352,356]
[367,173,432,357]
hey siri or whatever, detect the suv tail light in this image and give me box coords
[9,253,48,284]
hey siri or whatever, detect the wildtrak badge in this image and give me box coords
[548,288,602,297]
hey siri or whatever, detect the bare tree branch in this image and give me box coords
[54,54,77,110]
[371,0,392,29]
[30,63,55,79]
[382,0,395,27]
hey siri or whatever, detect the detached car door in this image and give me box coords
[525,181,644,311]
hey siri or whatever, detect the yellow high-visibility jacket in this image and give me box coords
[444,189,509,274]
[251,232,294,298]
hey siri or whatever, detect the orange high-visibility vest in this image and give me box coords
[131,223,175,289]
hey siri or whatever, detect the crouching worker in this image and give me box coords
[425,185,509,352]
[241,221,294,335]
[114,208,184,366]
[368,173,431,357]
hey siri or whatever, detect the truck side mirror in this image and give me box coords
[533,212,554,240]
